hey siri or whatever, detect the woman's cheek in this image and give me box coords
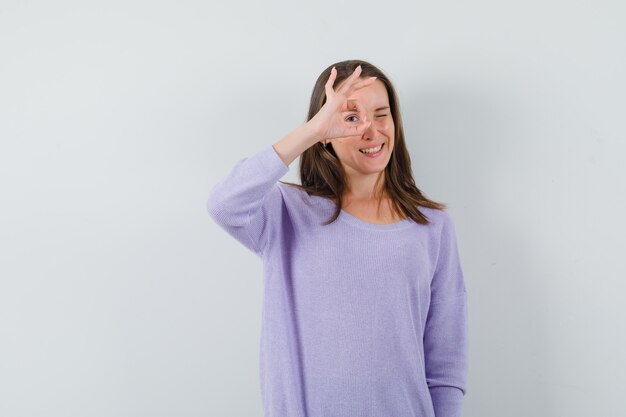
[379,120,392,132]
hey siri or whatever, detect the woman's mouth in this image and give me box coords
[359,143,384,157]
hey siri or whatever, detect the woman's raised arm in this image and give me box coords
[206,65,378,257]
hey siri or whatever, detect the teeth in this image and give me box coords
[359,144,382,154]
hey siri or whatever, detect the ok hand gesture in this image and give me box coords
[310,65,378,144]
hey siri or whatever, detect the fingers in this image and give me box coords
[344,98,361,113]
[324,67,337,97]
[326,65,365,97]
[338,99,368,119]
[339,123,373,140]
[351,76,377,91]
[337,102,368,139]
[323,65,377,116]
[336,65,363,95]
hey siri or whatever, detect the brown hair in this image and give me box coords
[280,59,446,225]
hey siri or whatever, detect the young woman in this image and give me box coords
[207,59,468,417]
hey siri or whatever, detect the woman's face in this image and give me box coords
[327,78,395,179]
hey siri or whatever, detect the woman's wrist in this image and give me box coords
[273,122,323,166]
[304,117,325,144]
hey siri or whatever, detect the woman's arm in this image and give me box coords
[424,211,469,417]
[206,65,377,257]
[205,122,319,257]
[272,122,321,166]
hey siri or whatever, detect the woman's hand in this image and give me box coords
[309,65,378,143]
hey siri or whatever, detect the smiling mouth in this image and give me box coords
[359,143,384,154]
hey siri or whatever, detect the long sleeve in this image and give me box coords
[206,144,290,257]
[424,211,469,417]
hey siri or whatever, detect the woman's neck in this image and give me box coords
[344,172,386,202]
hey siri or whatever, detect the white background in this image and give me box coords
[1,1,625,416]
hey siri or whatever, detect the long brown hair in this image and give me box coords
[280,59,446,225]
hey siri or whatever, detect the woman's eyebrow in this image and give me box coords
[375,106,390,111]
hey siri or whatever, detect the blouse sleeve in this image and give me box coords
[206,144,290,257]
[424,210,469,417]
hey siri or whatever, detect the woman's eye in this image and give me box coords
[345,115,359,123]
[376,114,388,118]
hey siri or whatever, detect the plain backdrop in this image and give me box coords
[1,1,625,416]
